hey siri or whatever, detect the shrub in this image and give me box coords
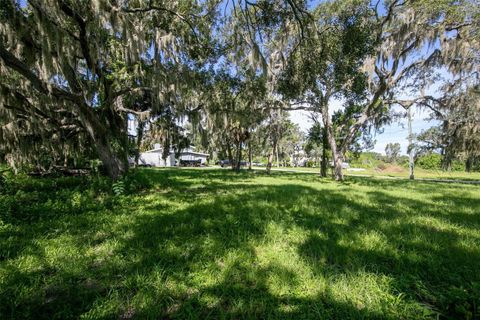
[306,160,315,167]
[451,160,465,172]
[376,162,387,170]
[397,156,410,168]
[349,152,382,169]
[416,153,442,170]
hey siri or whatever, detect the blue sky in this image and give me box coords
[289,107,437,155]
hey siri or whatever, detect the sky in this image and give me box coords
[289,107,437,156]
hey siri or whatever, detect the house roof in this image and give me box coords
[143,148,169,154]
[180,151,209,157]
[142,148,208,157]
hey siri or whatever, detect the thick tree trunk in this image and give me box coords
[332,150,344,181]
[321,102,343,181]
[266,140,276,174]
[465,156,472,172]
[94,136,127,180]
[320,126,328,177]
[234,142,242,172]
[78,105,128,180]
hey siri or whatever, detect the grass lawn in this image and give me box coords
[1,168,479,319]
[249,165,480,181]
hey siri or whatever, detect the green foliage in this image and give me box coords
[397,155,410,168]
[304,122,324,157]
[416,153,442,170]
[385,143,401,163]
[451,160,467,172]
[112,179,126,196]
[0,174,112,224]
[348,152,382,169]
[305,160,316,167]
[0,171,6,193]
[89,159,103,176]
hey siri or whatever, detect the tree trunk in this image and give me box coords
[226,141,235,170]
[95,137,127,180]
[248,140,252,170]
[134,120,145,167]
[234,142,242,172]
[407,107,415,180]
[266,140,276,174]
[276,146,280,167]
[320,126,328,177]
[78,106,128,180]
[465,156,472,172]
[321,103,343,181]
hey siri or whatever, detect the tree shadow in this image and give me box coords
[1,170,479,319]
[113,181,479,318]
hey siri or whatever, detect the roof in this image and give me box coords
[180,151,209,157]
[143,148,171,154]
[142,148,208,157]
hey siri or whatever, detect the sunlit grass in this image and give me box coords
[1,168,479,319]
[247,165,480,181]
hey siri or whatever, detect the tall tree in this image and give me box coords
[0,0,215,178]
[385,142,401,163]
[278,0,376,180]
[198,68,267,171]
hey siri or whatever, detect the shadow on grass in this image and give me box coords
[0,169,479,319]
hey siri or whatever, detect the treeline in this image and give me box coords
[0,0,478,180]
[350,152,474,172]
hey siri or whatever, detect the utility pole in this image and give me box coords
[407,107,415,180]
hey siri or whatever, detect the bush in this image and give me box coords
[306,160,315,167]
[349,152,382,169]
[376,162,387,170]
[397,156,410,168]
[416,153,442,170]
[451,160,465,172]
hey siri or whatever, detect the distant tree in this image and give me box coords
[385,143,401,163]
[305,121,329,176]
[415,127,445,155]
[276,121,304,167]
[262,111,289,173]
[198,67,267,172]
[415,86,480,172]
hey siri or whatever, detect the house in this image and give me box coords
[136,144,208,167]
[177,147,209,166]
[137,144,175,167]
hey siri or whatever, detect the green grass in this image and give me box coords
[347,167,480,181]
[1,168,479,319]
[248,165,480,181]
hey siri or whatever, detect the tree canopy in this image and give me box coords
[0,0,478,179]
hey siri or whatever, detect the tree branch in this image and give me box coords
[0,43,79,103]
[121,4,200,42]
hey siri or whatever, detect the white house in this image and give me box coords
[138,144,175,167]
[178,147,209,166]
[136,144,208,167]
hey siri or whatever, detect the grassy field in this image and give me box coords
[248,165,480,181]
[1,168,479,319]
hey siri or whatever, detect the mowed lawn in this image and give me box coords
[1,169,479,319]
